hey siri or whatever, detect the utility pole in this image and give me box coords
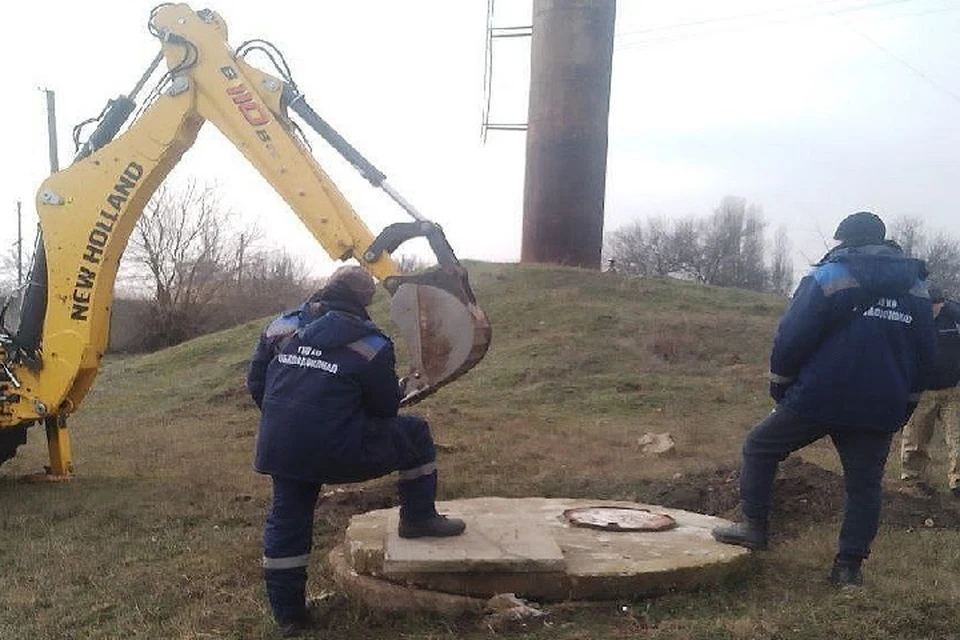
[521,0,616,269]
[16,201,22,288]
[43,89,60,173]
[17,88,59,352]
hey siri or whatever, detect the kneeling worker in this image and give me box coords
[247,265,465,634]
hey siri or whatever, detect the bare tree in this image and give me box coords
[769,225,794,296]
[123,182,238,347]
[604,216,694,277]
[604,220,648,275]
[396,253,432,274]
[644,217,679,276]
[0,247,23,325]
[223,248,312,325]
[670,217,702,279]
[694,197,768,289]
[889,216,960,298]
[890,216,926,258]
[924,233,960,298]
[604,196,779,293]
[234,225,263,292]
[697,197,743,285]
[739,206,768,291]
[0,227,38,331]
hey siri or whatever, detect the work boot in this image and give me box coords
[711,517,769,551]
[828,558,863,588]
[277,613,312,638]
[398,514,467,539]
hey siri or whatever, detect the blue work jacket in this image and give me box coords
[770,244,936,431]
[248,301,401,482]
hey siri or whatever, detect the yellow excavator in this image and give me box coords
[0,4,491,475]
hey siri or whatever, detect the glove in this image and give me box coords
[770,381,789,403]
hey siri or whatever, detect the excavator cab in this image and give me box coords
[0,4,490,473]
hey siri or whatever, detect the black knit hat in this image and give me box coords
[317,265,377,307]
[833,212,886,247]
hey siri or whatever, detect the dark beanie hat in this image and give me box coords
[833,212,886,247]
[318,265,377,307]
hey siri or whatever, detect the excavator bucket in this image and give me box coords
[284,88,491,402]
[385,266,491,406]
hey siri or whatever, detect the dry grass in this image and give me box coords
[1,263,959,639]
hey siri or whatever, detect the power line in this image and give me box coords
[611,0,960,111]
[865,3,960,21]
[478,0,960,135]
[832,12,960,108]
[614,0,855,38]
[615,0,926,49]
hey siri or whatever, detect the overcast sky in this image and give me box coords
[3,0,959,281]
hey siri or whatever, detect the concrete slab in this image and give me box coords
[329,545,487,615]
[335,497,750,606]
[383,511,565,574]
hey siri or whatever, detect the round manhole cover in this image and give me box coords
[563,506,677,532]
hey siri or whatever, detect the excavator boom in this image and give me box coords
[0,4,490,473]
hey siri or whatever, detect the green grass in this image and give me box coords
[1,262,959,639]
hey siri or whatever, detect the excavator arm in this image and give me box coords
[0,4,490,475]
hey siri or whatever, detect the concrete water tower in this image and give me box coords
[521,0,616,269]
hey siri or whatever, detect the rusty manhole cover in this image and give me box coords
[563,506,677,532]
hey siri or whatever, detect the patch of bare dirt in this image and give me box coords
[642,456,960,540]
[315,482,398,530]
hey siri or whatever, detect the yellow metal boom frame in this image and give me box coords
[4,5,402,475]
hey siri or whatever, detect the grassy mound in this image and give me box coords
[2,263,958,639]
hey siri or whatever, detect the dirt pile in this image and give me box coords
[645,456,960,539]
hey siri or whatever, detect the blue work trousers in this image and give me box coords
[263,478,320,624]
[262,415,439,624]
[739,406,894,562]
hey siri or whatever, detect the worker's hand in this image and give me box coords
[398,373,423,400]
[769,381,789,403]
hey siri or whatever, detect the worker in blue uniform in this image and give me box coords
[712,212,937,588]
[247,265,465,635]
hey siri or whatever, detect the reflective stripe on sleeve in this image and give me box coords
[346,335,389,361]
[820,276,860,297]
[346,339,378,361]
